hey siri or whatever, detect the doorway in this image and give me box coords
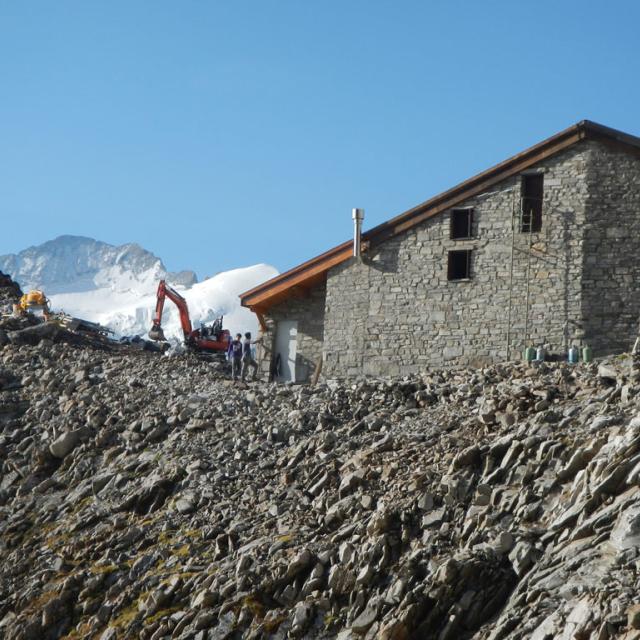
[274,320,298,382]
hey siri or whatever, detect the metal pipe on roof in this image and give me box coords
[352,208,365,257]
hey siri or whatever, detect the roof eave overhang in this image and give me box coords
[241,242,353,312]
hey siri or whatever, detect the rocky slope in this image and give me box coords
[2,287,640,638]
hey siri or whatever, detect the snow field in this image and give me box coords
[50,264,278,341]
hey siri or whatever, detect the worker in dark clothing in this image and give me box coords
[228,333,243,380]
[241,331,260,382]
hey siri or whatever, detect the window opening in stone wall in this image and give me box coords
[520,173,543,233]
[450,208,474,239]
[447,250,472,280]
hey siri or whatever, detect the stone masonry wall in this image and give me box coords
[256,282,326,382]
[582,142,640,355]
[323,143,593,377]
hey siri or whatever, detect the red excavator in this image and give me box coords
[148,280,231,353]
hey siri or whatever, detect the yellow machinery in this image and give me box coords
[17,290,51,320]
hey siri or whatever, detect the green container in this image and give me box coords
[582,345,593,363]
[524,346,536,362]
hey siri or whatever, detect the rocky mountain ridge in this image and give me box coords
[0,235,197,295]
[2,274,640,639]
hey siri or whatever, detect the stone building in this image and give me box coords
[241,121,640,381]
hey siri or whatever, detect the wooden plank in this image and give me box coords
[311,357,323,386]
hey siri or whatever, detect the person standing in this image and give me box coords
[241,332,260,382]
[228,333,243,381]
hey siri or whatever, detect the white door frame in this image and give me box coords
[274,320,298,382]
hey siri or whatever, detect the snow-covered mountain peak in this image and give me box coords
[0,236,278,340]
[0,235,197,294]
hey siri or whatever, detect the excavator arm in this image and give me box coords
[149,279,230,354]
[149,280,193,342]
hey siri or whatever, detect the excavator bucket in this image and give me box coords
[148,324,166,342]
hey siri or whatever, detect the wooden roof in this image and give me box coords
[241,120,640,313]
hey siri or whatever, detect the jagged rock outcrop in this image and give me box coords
[2,332,640,639]
[0,270,23,307]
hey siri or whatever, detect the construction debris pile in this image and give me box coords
[0,272,164,354]
[3,317,640,639]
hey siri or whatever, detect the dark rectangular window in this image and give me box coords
[521,174,543,233]
[447,250,472,280]
[450,208,474,239]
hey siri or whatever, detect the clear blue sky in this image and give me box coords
[1,1,639,279]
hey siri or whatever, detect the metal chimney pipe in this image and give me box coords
[352,208,364,257]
